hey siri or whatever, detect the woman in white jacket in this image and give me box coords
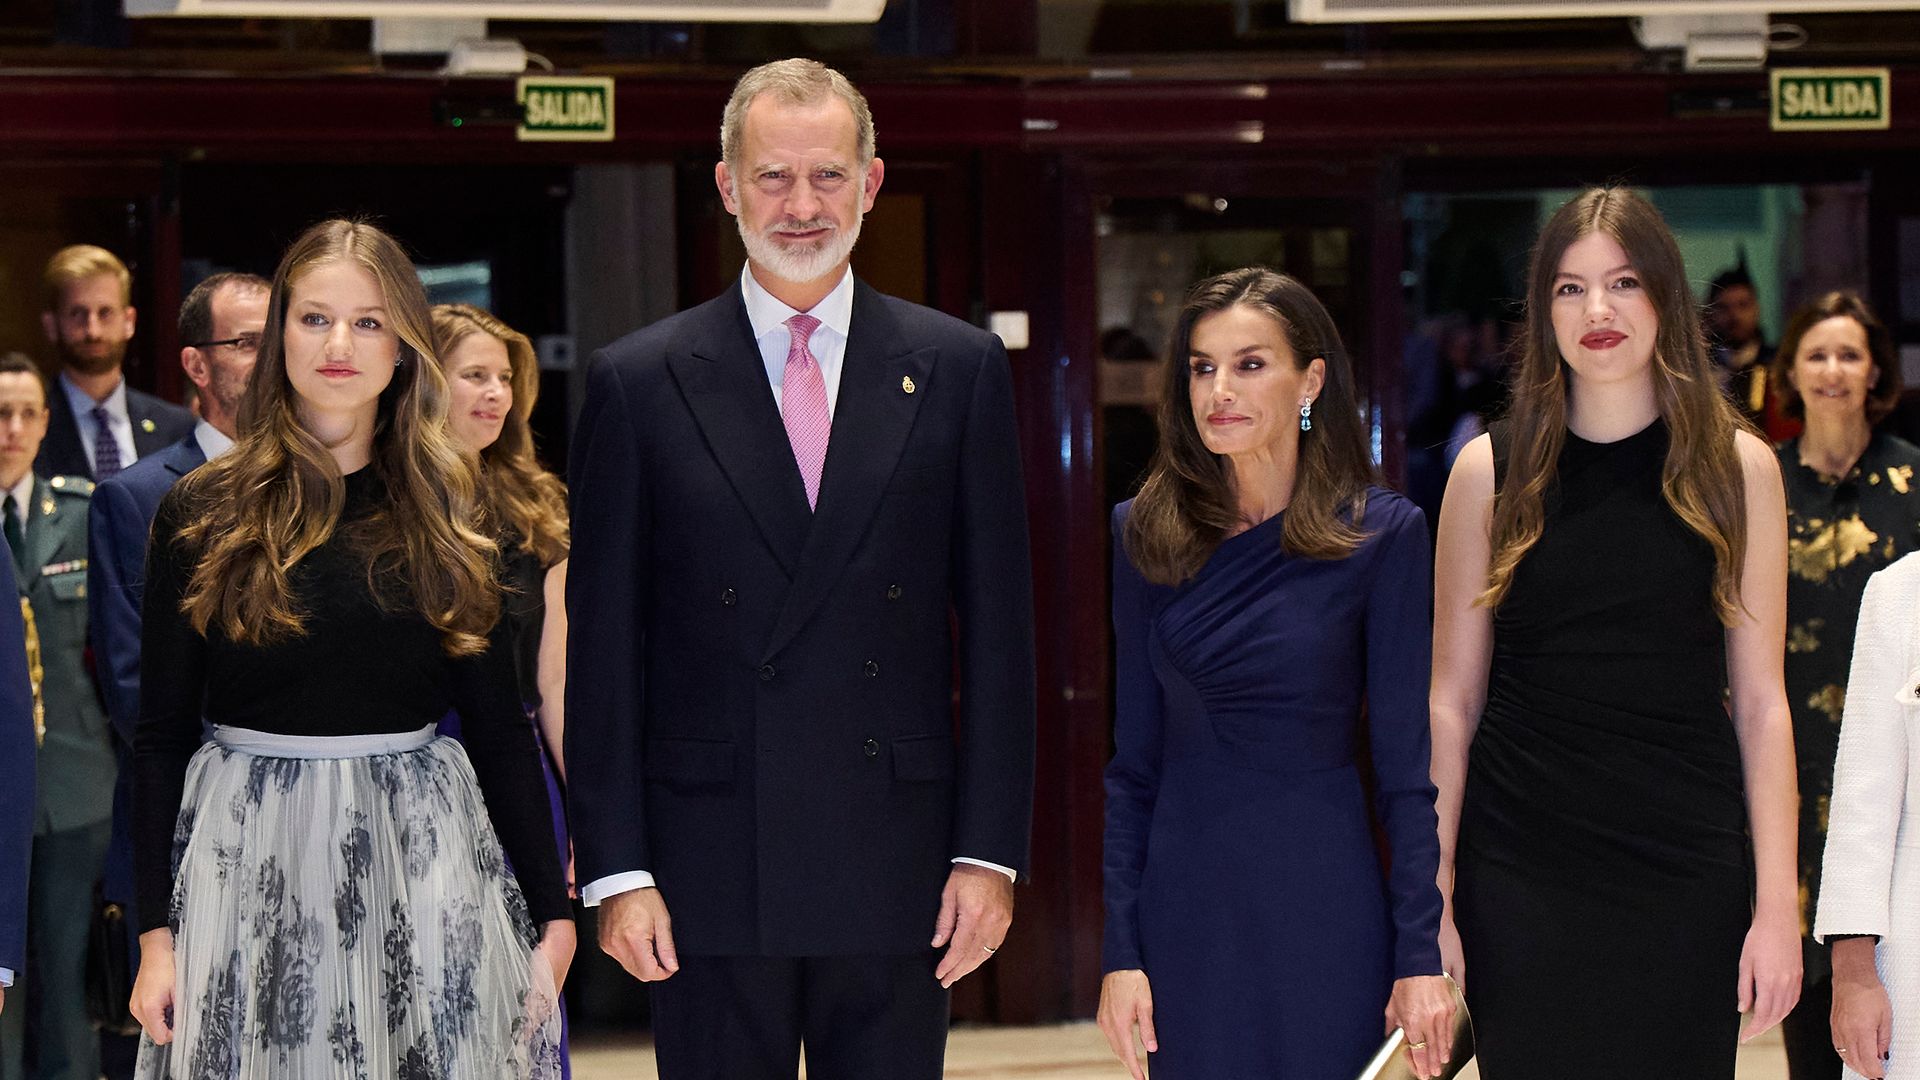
[1819,553,1920,1079]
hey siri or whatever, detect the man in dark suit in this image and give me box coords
[36,245,195,483]
[85,271,265,1078]
[567,58,1036,1080]
[0,532,37,1019]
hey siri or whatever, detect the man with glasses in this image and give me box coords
[0,351,110,1080]
[36,246,195,483]
[84,271,265,1080]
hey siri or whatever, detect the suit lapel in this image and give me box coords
[37,388,85,481]
[763,283,934,659]
[666,287,812,577]
[128,393,165,458]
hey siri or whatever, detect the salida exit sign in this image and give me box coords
[517,76,615,142]
[1771,68,1890,132]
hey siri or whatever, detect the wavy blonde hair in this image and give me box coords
[1482,187,1749,623]
[431,303,569,566]
[172,219,500,655]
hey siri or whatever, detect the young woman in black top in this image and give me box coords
[128,220,573,1078]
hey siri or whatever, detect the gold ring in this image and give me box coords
[982,945,997,955]
[1408,1041,1428,1050]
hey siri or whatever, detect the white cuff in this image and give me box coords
[581,870,657,907]
[0,966,12,987]
[952,857,1018,882]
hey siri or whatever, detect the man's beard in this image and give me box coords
[739,211,863,287]
[207,362,251,422]
[57,337,125,377]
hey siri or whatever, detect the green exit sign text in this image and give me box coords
[1772,68,1890,132]
[517,76,615,143]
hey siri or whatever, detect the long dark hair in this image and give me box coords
[173,220,500,655]
[1483,187,1749,622]
[1124,267,1377,585]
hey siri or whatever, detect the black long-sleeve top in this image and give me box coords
[133,465,570,933]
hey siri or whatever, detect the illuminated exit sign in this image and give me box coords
[517,76,615,142]
[1771,68,1890,132]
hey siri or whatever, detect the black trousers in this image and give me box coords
[1781,973,1843,1080]
[650,953,949,1080]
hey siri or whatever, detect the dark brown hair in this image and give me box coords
[172,220,500,655]
[1124,267,1377,585]
[178,271,270,346]
[1483,187,1749,623]
[1769,290,1901,425]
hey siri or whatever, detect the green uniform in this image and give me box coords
[0,474,112,1080]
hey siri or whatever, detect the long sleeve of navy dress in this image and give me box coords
[1102,488,1443,1078]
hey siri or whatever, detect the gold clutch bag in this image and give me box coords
[1354,974,1475,1080]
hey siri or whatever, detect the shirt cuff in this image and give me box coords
[952,857,1018,882]
[0,967,12,988]
[580,870,657,907]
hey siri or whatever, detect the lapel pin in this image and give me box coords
[40,498,53,516]
[140,418,156,433]
[901,375,916,395]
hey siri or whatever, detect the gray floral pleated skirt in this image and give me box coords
[136,725,564,1080]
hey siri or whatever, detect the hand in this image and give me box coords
[930,864,1014,989]
[1832,937,1892,1079]
[534,919,577,993]
[565,842,577,901]
[1437,907,1466,990]
[1386,974,1457,1080]
[1736,909,1801,1042]
[129,928,177,1045]
[0,985,6,1015]
[1097,969,1157,1080]
[597,887,679,982]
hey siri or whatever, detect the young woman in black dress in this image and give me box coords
[128,220,573,1078]
[1430,187,1800,1077]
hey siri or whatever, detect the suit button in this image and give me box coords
[722,589,737,606]
[886,584,902,600]
[759,664,776,681]
[864,739,879,758]
[864,660,879,677]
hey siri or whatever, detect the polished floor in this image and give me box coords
[572,1022,1793,1079]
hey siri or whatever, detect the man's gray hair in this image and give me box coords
[720,58,876,169]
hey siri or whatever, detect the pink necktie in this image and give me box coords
[782,313,831,509]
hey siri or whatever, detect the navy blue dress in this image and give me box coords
[1104,488,1445,1078]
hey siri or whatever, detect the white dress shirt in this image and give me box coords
[58,373,136,477]
[581,268,1015,907]
[193,420,234,462]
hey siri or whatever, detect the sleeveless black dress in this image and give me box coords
[1455,420,1751,1077]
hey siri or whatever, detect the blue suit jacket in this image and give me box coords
[87,434,205,913]
[37,383,195,484]
[0,533,38,979]
[566,279,1037,956]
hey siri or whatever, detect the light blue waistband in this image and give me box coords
[211,724,438,759]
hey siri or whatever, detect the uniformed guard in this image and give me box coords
[0,351,115,1080]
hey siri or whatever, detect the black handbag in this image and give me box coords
[84,884,141,1036]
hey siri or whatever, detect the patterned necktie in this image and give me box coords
[2,495,21,574]
[91,404,122,480]
[782,313,831,510]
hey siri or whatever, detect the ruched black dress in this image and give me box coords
[1455,420,1751,1078]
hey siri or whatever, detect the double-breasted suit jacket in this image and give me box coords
[567,278,1037,957]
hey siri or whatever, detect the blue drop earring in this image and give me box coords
[1299,400,1313,432]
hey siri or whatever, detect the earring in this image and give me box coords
[1299,400,1313,432]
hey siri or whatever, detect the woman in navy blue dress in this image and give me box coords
[1099,267,1452,1080]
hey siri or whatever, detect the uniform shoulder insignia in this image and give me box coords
[49,475,94,497]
